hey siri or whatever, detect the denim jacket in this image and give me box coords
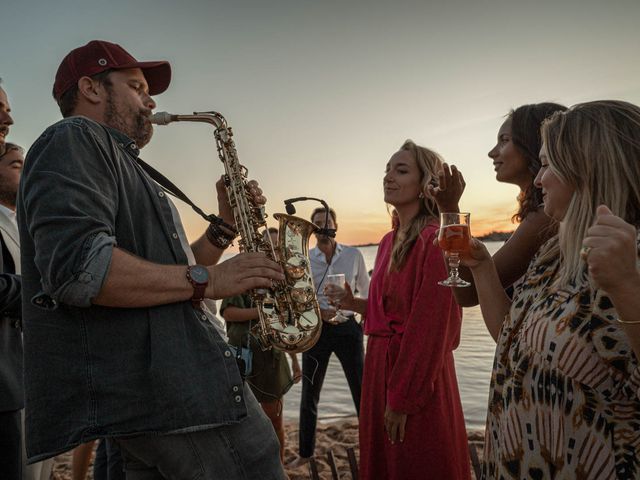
[18,117,245,462]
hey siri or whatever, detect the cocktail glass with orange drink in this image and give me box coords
[438,212,471,287]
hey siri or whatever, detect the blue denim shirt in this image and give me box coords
[17,117,246,462]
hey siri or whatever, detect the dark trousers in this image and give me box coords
[0,409,22,480]
[94,439,125,480]
[299,318,364,458]
[115,385,285,479]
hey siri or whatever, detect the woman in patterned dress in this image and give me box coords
[335,140,471,480]
[462,100,640,479]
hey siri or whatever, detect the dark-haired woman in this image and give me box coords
[336,141,470,480]
[432,103,567,340]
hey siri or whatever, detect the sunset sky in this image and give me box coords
[3,0,640,248]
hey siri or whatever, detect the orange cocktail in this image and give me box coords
[438,224,471,254]
[438,213,471,287]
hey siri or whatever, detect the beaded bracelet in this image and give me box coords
[206,222,236,249]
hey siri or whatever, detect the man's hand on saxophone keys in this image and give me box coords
[206,253,284,300]
[191,177,268,265]
[216,176,266,228]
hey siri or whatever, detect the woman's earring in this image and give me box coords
[418,192,425,199]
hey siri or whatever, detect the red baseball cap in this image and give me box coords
[53,40,171,100]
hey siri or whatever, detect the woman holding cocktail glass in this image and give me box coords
[330,140,470,480]
[458,101,640,478]
[431,103,566,338]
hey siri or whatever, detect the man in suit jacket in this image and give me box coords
[0,94,53,479]
[0,81,24,480]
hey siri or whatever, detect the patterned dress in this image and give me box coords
[483,236,640,479]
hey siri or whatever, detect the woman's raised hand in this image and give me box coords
[427,163,466,213]
[582,205,639,293]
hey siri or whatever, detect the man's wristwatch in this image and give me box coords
[186,265,209,308]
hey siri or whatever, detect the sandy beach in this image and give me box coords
[50,419,484,480]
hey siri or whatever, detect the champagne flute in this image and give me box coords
[438,212,471,287]
[324,274,349,323]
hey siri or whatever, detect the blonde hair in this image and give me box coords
[389,140,442,271]
[540,100,640,287]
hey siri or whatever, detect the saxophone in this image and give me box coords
[149,111,322,353]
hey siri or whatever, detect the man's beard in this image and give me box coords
[0,181,17,208]
[104,93,153,148]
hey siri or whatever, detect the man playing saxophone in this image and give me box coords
[18,40,287,479]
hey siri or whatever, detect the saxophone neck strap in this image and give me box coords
[135,157,235,231]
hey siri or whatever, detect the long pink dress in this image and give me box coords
[359,223,471,480]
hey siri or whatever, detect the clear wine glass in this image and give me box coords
[324,274,349,323]
[438,212,471,287]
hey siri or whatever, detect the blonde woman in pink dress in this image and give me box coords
[337,140,471,480]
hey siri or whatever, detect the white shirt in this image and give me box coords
[310,242,369,316]
[166,197,227,339]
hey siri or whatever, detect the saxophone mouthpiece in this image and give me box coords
[148,111,176,125]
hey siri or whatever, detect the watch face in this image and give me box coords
[189,265,209,284]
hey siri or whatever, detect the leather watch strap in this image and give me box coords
[186,265,209,308]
